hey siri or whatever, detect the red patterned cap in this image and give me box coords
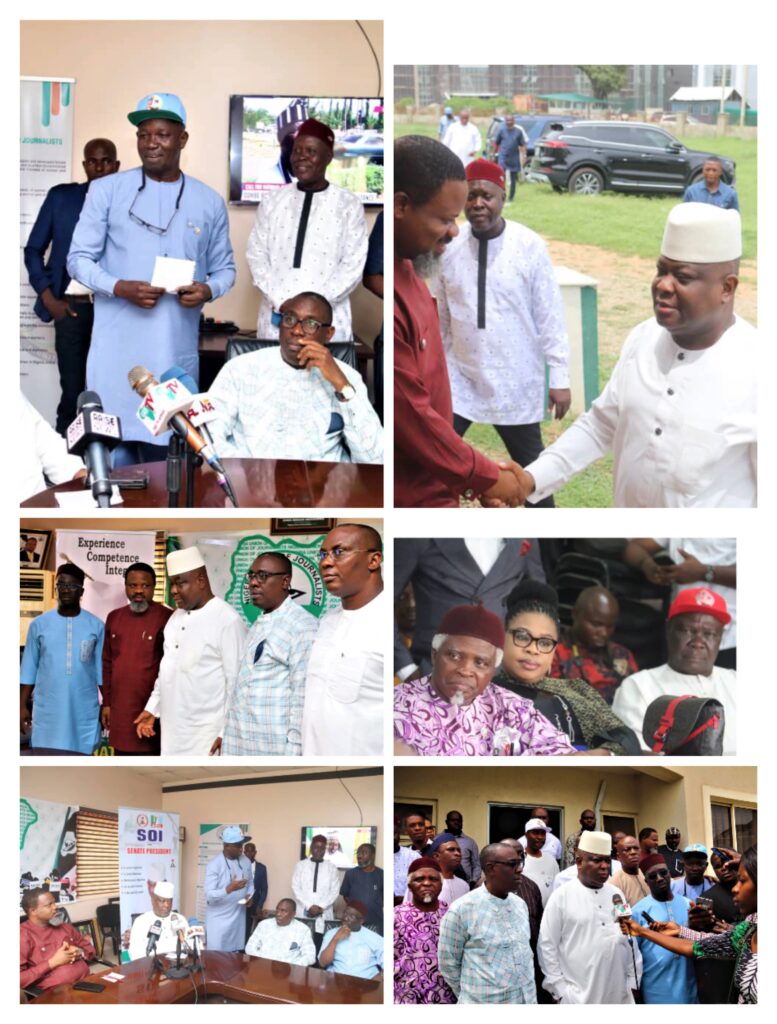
[668,587,730,626]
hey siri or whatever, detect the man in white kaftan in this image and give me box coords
[245,899,316,966]
[128,881,184,961]
[245,118,367,341]
[538,830,642,1003]
[442,111,482,167]
[205,827,254,952]
[136,546,247,756]
[524,203,756,507]
[292,834,342,942]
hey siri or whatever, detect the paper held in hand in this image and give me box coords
[151,256,196,293]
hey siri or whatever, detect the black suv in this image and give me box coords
[528,121,736,195]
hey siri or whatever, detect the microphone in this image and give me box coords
[170,912,189,951]
[186,918,205,965]
[66,391,122,508]
[159,366,219,447]
[128,366,238,506]
[612,893,633,921]
[145,918,163,957]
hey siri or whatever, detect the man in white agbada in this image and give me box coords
[135,546,247,755]
[613,587,736,754]
[441,110,482,167]
[538,830,642,1003]
[246,117,367,342]
[522,203,756,507]
[245,898,316,966]
[521,819,560,906]
[292,834,341,944]
[128,880,185,961]
[437,158,570,508]
[204,826,254,951]
[302,524,385,755]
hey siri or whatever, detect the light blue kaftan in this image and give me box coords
[204,852,254,951]
[67,167,235,444]
[20,608,104,753]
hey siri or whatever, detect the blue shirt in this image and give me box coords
[633,893,698,1003]
[671,876,714,901]
[21,608,104,753]
[321,925,383,979]
[67,167,235,443]
[495,125,528,171]
[683,179,739,210]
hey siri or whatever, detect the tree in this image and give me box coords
[578,66,628,101]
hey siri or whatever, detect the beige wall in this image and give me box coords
[20,20,384,343]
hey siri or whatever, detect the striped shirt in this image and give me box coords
[438,884,536,1003]
[222,597,317,755]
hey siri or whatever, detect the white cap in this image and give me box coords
[578,830,612,856]
[154,880,174,898]
[660,203,741,263]
[166,546,205,575]
[524,818,549,833]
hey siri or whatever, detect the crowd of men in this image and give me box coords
[394,131,755,508]
[394,805,754,1003]
[20,524,384,757]
[21,829,384,994]
[394,537,736,756]
[22,92,383,501]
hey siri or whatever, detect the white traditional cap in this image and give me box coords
[578,830,612,856]
[166,546,205,575]
[660,203,741,263]
[524,818,549,833]
[154,880,174,898]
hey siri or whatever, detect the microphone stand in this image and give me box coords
[166,435,184,507]
[185,447,202,509]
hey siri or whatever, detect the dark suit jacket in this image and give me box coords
[248,861,268,915]
[24,182,88,323]
[394,538,545,675]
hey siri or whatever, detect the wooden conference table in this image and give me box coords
[21,458,383,508]
[34,951,383,1004]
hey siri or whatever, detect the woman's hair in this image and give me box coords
[741,844,757,889]
[504,579,561,631]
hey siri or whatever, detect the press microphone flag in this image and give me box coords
[66,391,122,508]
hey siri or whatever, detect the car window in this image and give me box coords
[632,127,678,148]
[571,125,633,144]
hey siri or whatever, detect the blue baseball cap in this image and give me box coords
[222,826,251,844]
[682,843,708,856]
[129,93,187,127]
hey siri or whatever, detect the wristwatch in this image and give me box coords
[335,385,355,403]
[703,565,716,583]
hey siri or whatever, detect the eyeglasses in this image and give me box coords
[317,546,381,562]
[245,570,287,583]
[274,311,332,335]
[509,628,558,654]
[128,169,186,235]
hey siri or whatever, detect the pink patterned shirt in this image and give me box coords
[394,676,576,756]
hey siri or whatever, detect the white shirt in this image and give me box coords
[145,597,248,755]
[128,910,184,961]
[519,830,563,861]
[654,538,737,649]
[20,393,84,502]
[437,221,570,424]
[245,917,316,966]
[208,348,382,464]
[442,121,482,165]
[463,538,505,578]
[551,864,578,892]
[539,878,642,1003]
[291,857,341,934]
[522,851,559,906]
[527,316,757,507]
[245,182,368,341]
[302,590,385,755]
[613,663,736,755]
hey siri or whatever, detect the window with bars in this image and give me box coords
[711,802,757,852]
[76,808,119,898]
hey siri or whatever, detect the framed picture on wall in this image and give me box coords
[20,529,52,567]
[271,519,335,535]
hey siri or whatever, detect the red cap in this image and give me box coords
[668,588,731,626]
[297,118,335,148]
[345,900,369,917]
[639,853,668,875]
[466,158,505,190]
[408,857,440,875]
[439,603,505,650]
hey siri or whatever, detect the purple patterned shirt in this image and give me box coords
[394,902,457,1004]
[394,676,576,756]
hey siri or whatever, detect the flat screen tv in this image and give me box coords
[229,95,384,206]
[299,825,378,869]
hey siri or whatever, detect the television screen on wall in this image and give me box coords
[299,825,378,869]
[228,95,384,206]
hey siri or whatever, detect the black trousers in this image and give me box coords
[452,415,555,507]
[54,299,93,436]
[504,168,520,200]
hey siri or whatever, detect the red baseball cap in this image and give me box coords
[668,588,731,626]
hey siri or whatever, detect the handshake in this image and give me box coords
[481,461,535,508]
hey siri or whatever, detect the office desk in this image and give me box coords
[34,951,383,1004]
[21,458,383,509]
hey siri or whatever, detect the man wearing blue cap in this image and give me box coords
[67,92,235,467]
[204,826,254,951]
[671,844,715,901]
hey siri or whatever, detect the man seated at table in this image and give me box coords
[245,898,316,966]
[20,888,96,992]
[128,880,180,960]
[318,901,383,979]
[208,291,383,465]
